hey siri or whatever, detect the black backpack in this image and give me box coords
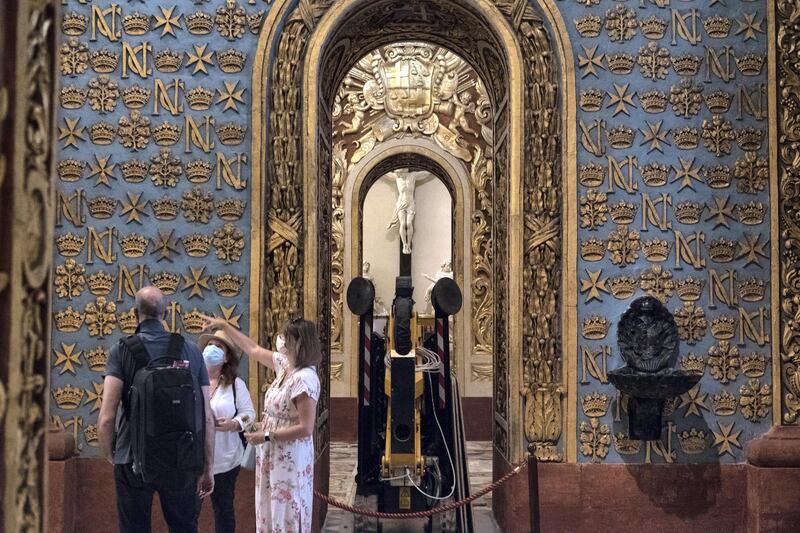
[121,333,206,482]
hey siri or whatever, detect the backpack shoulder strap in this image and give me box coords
[119,335,149,410]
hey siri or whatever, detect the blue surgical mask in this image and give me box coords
[203,345,225,366]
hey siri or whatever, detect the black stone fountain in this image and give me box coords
[608,296,702,440]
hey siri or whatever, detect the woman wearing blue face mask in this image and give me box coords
[197,329,256,533]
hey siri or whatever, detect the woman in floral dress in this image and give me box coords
[201,316,321,533]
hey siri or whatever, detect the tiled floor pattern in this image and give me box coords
[321,441,499,532]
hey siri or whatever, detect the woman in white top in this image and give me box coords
[198,329,256,533]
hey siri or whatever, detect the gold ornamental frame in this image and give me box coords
[250,0,578,463]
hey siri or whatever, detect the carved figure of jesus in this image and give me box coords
[386,170,424,255]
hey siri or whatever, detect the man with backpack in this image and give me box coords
[98,286,216,533]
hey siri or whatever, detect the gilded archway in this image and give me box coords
[250,1,577,489]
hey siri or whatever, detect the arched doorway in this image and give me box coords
[249,0,576,525]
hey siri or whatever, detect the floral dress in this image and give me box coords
[255,352,320,533]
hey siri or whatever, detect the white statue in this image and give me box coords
[386,170,426,255]
[373,296,388,316]
[362,261,373,284]
[423,259,453,305]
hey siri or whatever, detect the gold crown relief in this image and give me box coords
[704,165,732,189]
[122,85,151,109]
[680,354,706,375]
[579,162,605,188]
[607,125,634,149]
[609,275,637,299]
[640,15,667,39]
[84,425,99,445]
[87,196,117,219]
[214,273,244,297]
[671,54,701,76]
[712,391,737,416]
[581,392,609,418]
[582,315,609,340]
[153,122,182,146]
[642,239,671,262]
[57,232,85,257]
[703,16,732,38]
[609,200,637,225]
[120,159,148,183]
[182,308,205,334]
[736,53,765,76]
[614,433,641,455]
[154,50,183,73]
[736,201,765,225]
[217,49,247,73]
[579,88,604,112]
[673,127,699,150]
[90,122,116,145]
[87,271,115,296]
[186,87,214,110]
[55,306,85,332]
[122,12,150,35]
[182,234,212,257]
[152,198,180,220]
[711,314,737,340]
[90,49,119,73]
[674,201,703,225]
[186,160,213,183]
[215,198,245,220]
[58,159,86,182]
[678,428,708,455]
[705,90,732,114]
[119,233,149,258]
[707,238,736,263]
[607,53,635,75]
[117,308,137,334]
[639,90,667,113]
[60,85,88,109]
[738,277,766,302]
[741,353,767,378]
[676,277,704,302]
[187,12,215,35]
[574,15,602,38]
[736,127,764,152]
[150,271,180,294]
[53,384,84,410]
[580,238,606,262]
[62,12,88,36]
[248,11,265,35]
[84,346,108,371]
[641,162,669,187]
[216,122,246,145]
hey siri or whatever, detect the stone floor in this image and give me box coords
[321,441,499,532]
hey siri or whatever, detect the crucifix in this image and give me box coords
[386,169,428,275]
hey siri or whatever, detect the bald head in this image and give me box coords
[135,286,166,321]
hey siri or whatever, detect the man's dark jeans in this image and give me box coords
[114,463,199,533]
[199,466,240,533]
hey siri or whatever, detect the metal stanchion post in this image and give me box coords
[528,454,540,533]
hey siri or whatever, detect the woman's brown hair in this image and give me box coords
[282,318,321,368]
[220,352,239,387]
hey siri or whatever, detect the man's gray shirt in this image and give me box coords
[104,319,209,465]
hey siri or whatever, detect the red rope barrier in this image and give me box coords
[314,460,526,519]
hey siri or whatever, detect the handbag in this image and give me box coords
[232,380,258,471]
[240,441,257,471]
